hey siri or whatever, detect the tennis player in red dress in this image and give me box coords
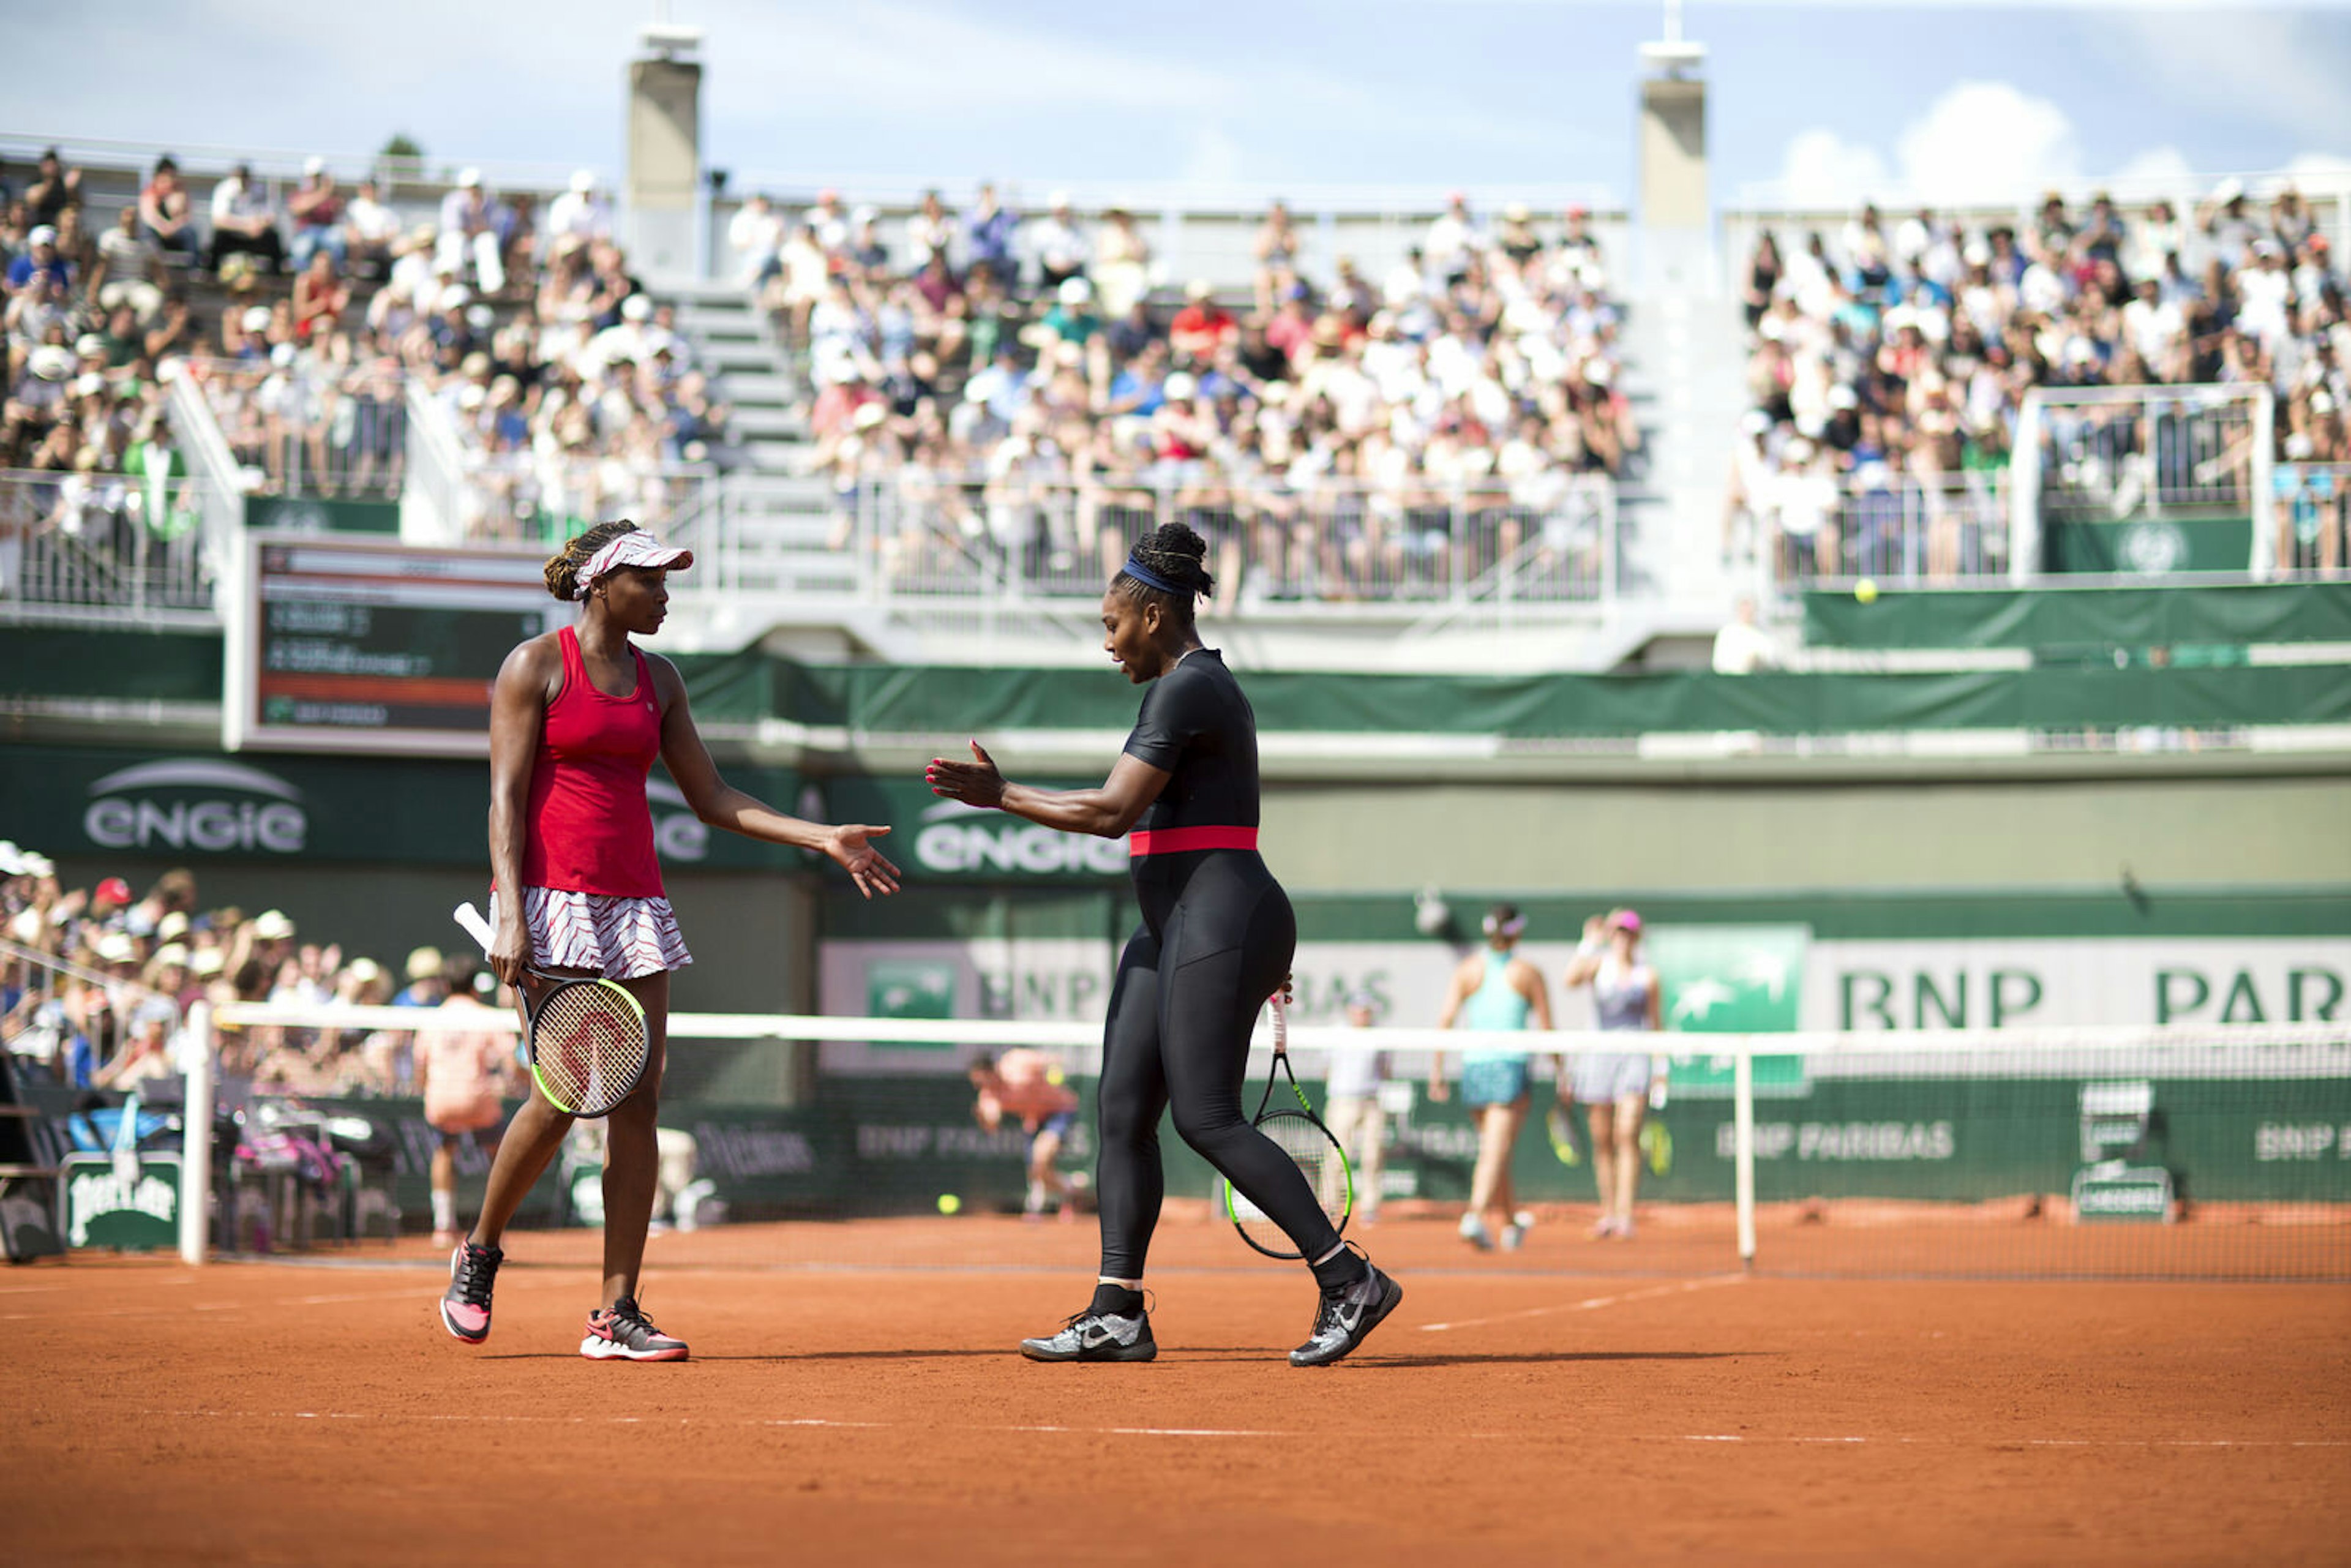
[439,520,900,1362]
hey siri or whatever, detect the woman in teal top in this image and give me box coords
[1431,903,1558,1251]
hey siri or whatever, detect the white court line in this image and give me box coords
[108,1409,2351,1448]
[1418,1272,1747,1332]
[1,1283,541,1323]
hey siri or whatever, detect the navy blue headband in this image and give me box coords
[1120,555,1187,596]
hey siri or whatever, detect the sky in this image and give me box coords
[9,1,2351,208]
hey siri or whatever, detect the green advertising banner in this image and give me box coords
[2,744,805,871]
[245,497,402,535]
[1646,924,1810,1098]
[60,1152,182,1250]
[2044,517,2254,576]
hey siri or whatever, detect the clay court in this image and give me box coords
[9,1214,2347,1567]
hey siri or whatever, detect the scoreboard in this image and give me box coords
[224,534,560,756]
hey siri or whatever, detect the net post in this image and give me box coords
[180,1001,214,1267]
[1733,1041,1756,1270]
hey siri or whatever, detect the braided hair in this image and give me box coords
[542,519,640,601]
[1112,522,1215,625]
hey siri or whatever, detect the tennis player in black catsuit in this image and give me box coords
[926,522,1404,1368]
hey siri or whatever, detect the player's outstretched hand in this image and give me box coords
[827,823,901,899]
[925,741,1005,809]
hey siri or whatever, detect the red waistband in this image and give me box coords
[1128,825,1259,857]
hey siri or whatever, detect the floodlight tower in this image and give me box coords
[626,2,704,280]
[1636,0,1710,290]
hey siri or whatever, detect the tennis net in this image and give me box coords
[164,1001,2350,1280]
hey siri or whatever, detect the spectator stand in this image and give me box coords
[1717,168,2351,604]
[651,177,1642,653]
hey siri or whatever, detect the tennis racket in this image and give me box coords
[1546,1103,1584,1168]
[453,902,650,1119]
[1223,992,1353,1259]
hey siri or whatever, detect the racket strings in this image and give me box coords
[534,984,646,1114]
[1230,1109,1349,1256]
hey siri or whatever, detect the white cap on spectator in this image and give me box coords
[458,167,482,188]
[1785,437,1815,462]
[852,401,887,430]
[304,156,326,176]
[852,204,878,225]
[346,956,383,984]
[2211,176,2243,204]
[1185,279,1212,301]
[154,943,191,969]
[623,294,653,321]
[23,851,53,877]
[1504,201,1531,222]
[1164,372,1198,400]
[1962,239,1992,268]
[29,225,56,246]
[442,287,471,309]
[0,841,21,875]
[1828,384,1859,410]
[73,372,105,398]
[252,909,296,940]
[571,168,596,193]
[1048,190,1071,208]
[1584,359,1614,386]
[29,346,73,381]
[76,333,106,356]
[190,948,225,977]
[1058,276,1092,305]
[159,911,190,940]
[242,306,272,332]
[99,933,138,964]
[467,304,496,330]
[271,343,296,368]
[1741,410,1772,436]
[407,946,444,981]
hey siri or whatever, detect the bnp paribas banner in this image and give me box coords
[817,928,2350,1075]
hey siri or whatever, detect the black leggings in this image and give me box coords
[1095,853,1338,1278]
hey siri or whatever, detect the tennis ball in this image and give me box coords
[937,1193,962,1215]
[1854,578,1880,604]
[1044,1065,1066,1086]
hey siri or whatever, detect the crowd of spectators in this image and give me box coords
[737,185,1637,605]
[0,843,491,1101]
[1,147,722,558]
[1731,180,2350,582]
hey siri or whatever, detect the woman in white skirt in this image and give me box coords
[1561,909,1665,1239]
[438,519,901,1362]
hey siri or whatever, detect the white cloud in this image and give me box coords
[1775,129,1890,207]
[1772,81,2085,206]
[1894,81,2083,203]
[2110,146,2197,187]
[2098,10,2351,152]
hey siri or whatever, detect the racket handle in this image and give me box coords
[452,901,497,958]
[1270,989,1288,1054]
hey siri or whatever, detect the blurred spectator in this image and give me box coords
[546,169,613,253]
[728,192,786,285]
[437,168,506,296]
[287,156,347,272]
[24,146,83,225]
[208,162,286,277]
[342,178,402,280]
[1030,191,1090,292]
[964,182,1018,282]
[89,205,167,323]
[137,156,200,269]
[1711,595,1779,674]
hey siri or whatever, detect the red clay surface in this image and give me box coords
[8,1215,2348,1567]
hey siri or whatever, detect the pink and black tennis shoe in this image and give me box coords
[582,1296,689,1362]
[439,1240,503,1344]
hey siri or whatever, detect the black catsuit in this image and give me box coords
[1095,649,1341,1278]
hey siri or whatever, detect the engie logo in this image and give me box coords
[647,779,708,863]
[912,798,1127,877]
[84,759,309,854]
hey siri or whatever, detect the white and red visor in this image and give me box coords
[576,531,694,598]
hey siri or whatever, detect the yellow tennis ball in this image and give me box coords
[937,1193,962,1215]
[1044,1065,1066,1086]
[1854,578,1880,604]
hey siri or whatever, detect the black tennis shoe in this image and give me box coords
[1291,1258,1403,1367]
[438,1239,502,1344]
[1020,1304,1157,1362]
